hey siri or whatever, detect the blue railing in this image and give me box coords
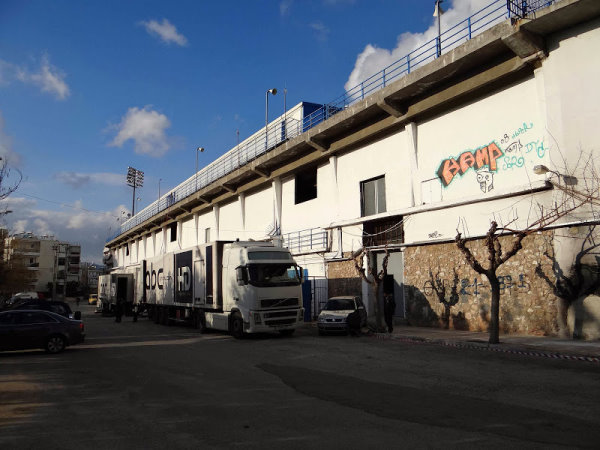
[110,0,555,242]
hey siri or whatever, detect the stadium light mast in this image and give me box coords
[126,166,144,216]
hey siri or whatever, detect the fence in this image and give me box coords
[111,0,556,242]
[282,227,328,254]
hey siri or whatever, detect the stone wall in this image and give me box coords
[326,253,362,298]
[403,231,561,336]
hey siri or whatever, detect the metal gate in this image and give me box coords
[302,276,328,321]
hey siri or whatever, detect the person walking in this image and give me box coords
[383,293,396,333]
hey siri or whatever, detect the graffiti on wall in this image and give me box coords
[423,273,530,300]
[436,121,547,191]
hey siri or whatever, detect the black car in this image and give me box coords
[0,309,85,353]
[10,299,80,320]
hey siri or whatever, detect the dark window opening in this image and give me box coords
[363,217,403,247]
[170,223,177,242]
[295,167,317,204]
[360,175,386,217]
[125,245,129,256]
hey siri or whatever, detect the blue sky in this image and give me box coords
[0,0,492,262]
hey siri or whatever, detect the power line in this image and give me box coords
[19,192,120,217]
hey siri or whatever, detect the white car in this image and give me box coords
[317,296,367,335]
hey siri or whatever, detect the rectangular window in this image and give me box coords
[363,217,403,247]
[361,176,386,217]
[295,167,317,204]
[169,223,177,242]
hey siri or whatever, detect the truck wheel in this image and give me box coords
[231,313,244,339]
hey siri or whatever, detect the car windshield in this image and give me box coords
[324,299,356,310]
[247,263,301,287]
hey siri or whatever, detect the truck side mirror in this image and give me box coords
[236,267,247,286]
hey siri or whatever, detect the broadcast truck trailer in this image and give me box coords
[97,272,135,315]
[102,240,304,337]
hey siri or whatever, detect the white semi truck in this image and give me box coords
[102,240,304,337]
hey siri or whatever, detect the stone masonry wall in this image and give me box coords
[326,253,362,298]
[403,231,561,336]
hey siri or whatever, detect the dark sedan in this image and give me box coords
[0,310,85,353]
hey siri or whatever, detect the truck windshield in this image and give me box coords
[247,263,301,287]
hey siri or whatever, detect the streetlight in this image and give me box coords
[265,88,277,150]
[533,165,577,185]
[433,0,445,58]
[196,147,204,191]
[126,166,144,216]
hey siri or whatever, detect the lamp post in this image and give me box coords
[265,88,277,150]
[433,0,445,58]
[196,147,204,191]
[126,166,144,216]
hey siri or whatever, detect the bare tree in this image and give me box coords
[428,267,460,329]
[353,246,390,331]
[455,153,600,344]
[535,226,600,338]
[0,157,21,204]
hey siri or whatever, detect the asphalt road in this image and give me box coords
[1,304,599,449]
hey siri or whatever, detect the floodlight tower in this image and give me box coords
[126,166,144,216]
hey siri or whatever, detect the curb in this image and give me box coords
[371,332,600,364]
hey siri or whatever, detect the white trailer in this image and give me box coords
[97,272,135,315]
[140,240,304,337]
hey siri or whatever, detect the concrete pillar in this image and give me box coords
[194,213,199,246]
[239,193,246,236]
[272,177,282,235]
[213,205,220,241]
[406,122,419,206]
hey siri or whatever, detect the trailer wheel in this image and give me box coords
[231,313,244,339]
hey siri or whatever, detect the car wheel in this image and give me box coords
[231,313,244,339]
[46,335,66,354]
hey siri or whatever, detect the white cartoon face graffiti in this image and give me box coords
[476,169,494,193]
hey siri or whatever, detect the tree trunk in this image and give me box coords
[371,282,383,331]
[488,276,501,344]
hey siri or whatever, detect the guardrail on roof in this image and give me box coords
[110,0,555,243]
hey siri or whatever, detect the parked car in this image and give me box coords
[0,309,85,353]
[88,294,98,305]
[10,299,80,320]
[1,292,40,310]
[317,296,367,335]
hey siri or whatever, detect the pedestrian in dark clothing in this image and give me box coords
[115,299,123,323]
[383,294,395,333]
[347,310,361,336]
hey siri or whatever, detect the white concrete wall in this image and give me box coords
[111,17,600,274]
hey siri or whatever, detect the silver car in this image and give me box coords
[317,296,367,335]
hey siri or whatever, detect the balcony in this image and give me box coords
[282,228,328,255]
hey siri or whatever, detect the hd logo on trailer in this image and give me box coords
[175,251,193,304]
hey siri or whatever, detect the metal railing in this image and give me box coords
[282,227,328,254]
[111,0,555,242]
[507,1,554,18]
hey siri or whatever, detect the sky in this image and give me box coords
[0,0,495,263]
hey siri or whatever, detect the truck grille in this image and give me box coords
[261,298,299,308]
[264,310,298,319]
[266,318,296,326]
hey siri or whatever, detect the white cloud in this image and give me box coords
[141,18,188,46]
[345,0,500,91]
[4,197,128,263]
[55,171,124,189]
[109,106,172,157]
[12,55,70,100]
[0,111,22,167]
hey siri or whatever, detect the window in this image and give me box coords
[361,175,386,216]
[363,217,403,247]
[205,228,211,243]
[295,167,317,204]
[169,222,177,242]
